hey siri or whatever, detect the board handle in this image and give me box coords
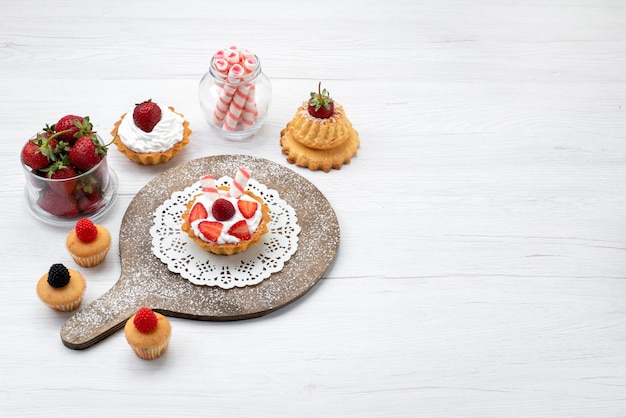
[60,278,142,350]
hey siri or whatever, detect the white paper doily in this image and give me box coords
[150,177,300,289]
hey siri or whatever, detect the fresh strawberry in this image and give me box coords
[198,221,223,242]
[227,220,251,240]
[53,115,86,144]
[46,162,78,195]
[211,198,235,221]
[133,99,162,132]
[21,132,61,171]
[37,188,79,217]
[75,218,98,242]
[133,307,158,333]
[41,156,78,195]
[69,136,106,171]
[21,139,51,171]
[237,200,258,219]
[76,172,99,194]
[307,82,334,119]
[189,202,208,223]
[77,188,104,213]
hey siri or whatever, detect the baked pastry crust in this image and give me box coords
[286,102,354,150]
[111,107,191,165]
[280,126,359,172]
[280,101,359,172]
[181,187,271,256]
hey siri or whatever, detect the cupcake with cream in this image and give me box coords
[112,99,191,165]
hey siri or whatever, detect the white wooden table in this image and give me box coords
[2,0,625,416]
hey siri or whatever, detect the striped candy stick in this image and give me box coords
[213,64,245,125]
[229,167,251,198]
[224,57,259,130]
[223,84,251,131]
[240,85,257,127]
[200,175,219,201]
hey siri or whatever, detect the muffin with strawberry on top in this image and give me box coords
[111,99,191,165]
[280,83,359,172]
[66,218,111,267]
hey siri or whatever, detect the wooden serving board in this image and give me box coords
[61,155,340,349]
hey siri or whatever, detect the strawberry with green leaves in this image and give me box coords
[69,135,108,171]
[53,115,93,144]
[77,187,103,213]
[21,132,60,171]
[23,113,112,217]
[308,82,334,119]
[75,170,104,213]
[44,158,78,195]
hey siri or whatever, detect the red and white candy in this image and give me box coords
[213,64,245,124]
[210,46,260,132]
[200,174,219,201]
[230,166,251,199]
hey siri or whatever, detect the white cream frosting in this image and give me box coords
[117,106,184,153]
[190,190,263,244]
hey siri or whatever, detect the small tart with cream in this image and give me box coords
[181,167,270,255]
[112,99,191,165]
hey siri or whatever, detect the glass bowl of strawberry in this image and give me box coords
[20,115,119,226]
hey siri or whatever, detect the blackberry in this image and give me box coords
[47,263,70,288]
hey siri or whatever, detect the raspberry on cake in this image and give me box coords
[66,218,111,267]
[124,307,171,360]
[181,167,270,255]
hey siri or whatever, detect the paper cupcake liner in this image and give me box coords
[70,244,111,268]
[129,334,171,360]
[45,297,84,312]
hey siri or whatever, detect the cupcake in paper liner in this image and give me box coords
[66,218,111,267]
[36,263,86,312]
[112,99,191,165]
[124,307,171,360]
